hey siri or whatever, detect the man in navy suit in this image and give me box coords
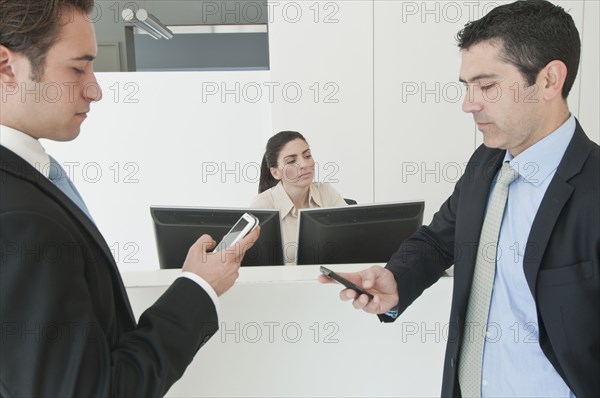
[320,1,599,397]
[0,1,259,396]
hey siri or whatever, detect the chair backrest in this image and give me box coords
[344,198,357,205]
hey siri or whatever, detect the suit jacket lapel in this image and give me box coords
[1,146,135,321]
[523,121,593,296]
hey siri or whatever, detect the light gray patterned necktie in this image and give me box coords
[458,162,519,398]
[48,155,94,222]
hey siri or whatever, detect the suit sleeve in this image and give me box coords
[379,173,461,321]
[0,211,217,397]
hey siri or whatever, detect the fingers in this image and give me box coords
[351,293,380,313]
[318,274,334,284]
[238,226,260,254]
[319,266,394,314]
[195,234,217,252]
[358,265,385,289]
[351,293,370,309]
[339,288,357,301]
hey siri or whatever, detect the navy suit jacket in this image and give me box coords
[0,146,218,397]
[381,120,599,397]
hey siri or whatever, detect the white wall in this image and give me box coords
[268,1,374,205]
[43,0,599,272]
[579,0,600,137]
[373,1,479,223]
[43,71,274,271]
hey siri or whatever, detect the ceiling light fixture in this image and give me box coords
[122,8,174,40]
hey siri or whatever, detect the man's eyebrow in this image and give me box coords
[459,73,499,83]
[72,54,95,62]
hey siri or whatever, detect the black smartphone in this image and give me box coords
[320,266,374,300]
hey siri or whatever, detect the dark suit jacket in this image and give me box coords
[0,146,219,397]
[381,120,599,397]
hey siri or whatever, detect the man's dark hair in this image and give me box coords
[0,0,95,81]
[456,0,580,99]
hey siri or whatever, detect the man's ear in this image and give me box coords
[540,60,568,101]
[270,166,281,180]
[0,45,18,84]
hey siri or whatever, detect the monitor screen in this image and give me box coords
[151,207,284,268]
[296,201,424,265]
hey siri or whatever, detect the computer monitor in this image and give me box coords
[151,207,284,268]
[296,201,424,265]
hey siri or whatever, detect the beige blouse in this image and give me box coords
[250,182,347,264]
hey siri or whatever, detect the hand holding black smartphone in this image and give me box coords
[320,266,374,300]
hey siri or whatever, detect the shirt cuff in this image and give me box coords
[178,272,220,317]
[385,306,399,319]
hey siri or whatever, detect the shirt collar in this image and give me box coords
[271,182,323,218]
[309,184,323,207]
[0,124,51,178]
[271,182,295,218]
[503,114,576,186]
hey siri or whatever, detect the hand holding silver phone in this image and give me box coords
[213,213,259,252]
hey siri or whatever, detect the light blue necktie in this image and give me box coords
[48,156,94,222]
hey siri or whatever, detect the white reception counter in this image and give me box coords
[122,264,453,397]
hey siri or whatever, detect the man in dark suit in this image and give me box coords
[0,1,259,396]
[320,1,599,397]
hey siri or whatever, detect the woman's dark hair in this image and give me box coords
[258,131,307,193]
[0,0,94,81]
[456,0,580,99]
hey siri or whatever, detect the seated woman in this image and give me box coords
[250,131,347,265]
